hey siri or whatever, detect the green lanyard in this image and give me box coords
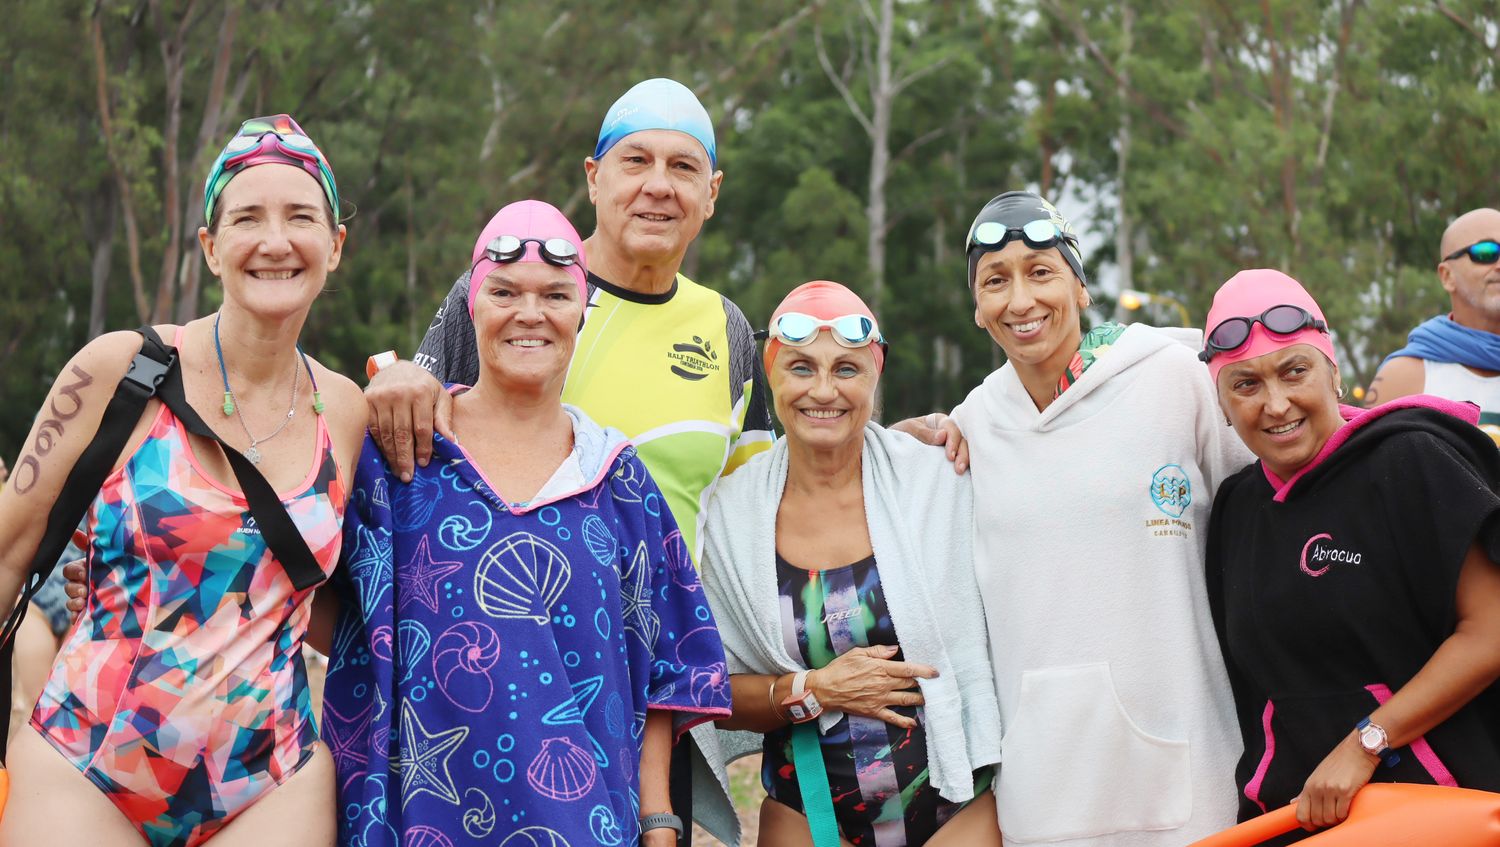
[791,722,841,847]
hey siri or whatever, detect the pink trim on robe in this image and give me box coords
[1364,683,1458,787]
[1264,396,1481,502]
[1244,700,1276,813]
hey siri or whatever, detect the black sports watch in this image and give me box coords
[640,812,684,837]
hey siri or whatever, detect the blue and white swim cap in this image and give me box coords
[593,78,717,167]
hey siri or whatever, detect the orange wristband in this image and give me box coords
[366,350,399,380]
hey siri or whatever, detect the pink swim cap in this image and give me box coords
[1203,268,1337,383]
[468,200,588,316]
[764,280,886,374]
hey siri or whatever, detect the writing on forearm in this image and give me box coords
[13,365,94,495]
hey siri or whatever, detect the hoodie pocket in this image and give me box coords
[997,663,1191,842]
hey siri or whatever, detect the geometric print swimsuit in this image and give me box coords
[30,361,345,847]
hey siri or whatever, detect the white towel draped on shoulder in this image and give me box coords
[689,422,1003,846]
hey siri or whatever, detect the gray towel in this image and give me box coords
[690,422,1004,845]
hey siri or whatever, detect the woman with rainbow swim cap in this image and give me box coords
[0,114,367,846]
[323,199,732,847]
[1203,269,1500,833]
[931,190,1253,846]
[691,281,1002,847]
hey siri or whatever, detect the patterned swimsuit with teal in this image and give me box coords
[763,553,991,847]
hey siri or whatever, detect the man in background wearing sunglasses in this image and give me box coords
[362,77,773,846]
[1369,208,1500,440]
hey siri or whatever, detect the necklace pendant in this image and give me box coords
[245,445,262,465]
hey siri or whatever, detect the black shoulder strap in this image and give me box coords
[151,346,326,591]
[0,326,326,760]
[0,327,174,760]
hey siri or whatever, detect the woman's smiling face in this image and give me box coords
[768,334,879,452]
[199,163,345,319]
[1217,344,1345,480]
[972,241,1087,372]
[470,262,583,392]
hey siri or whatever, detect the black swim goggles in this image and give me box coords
[1199,305,1327,363]
[483,235,581,268]
[966,219,1078,255]
[1443,239,1500,266]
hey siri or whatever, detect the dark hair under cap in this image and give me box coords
[965,190,1087,288]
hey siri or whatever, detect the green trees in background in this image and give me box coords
[3,0,1497,451]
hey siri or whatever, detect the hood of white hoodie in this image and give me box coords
[969,323,1205,432]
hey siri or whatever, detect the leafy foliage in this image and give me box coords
[3,0,1499,453]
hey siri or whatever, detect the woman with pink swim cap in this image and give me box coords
[1204,268,1500,834]
[692,281,1003,847]
[323,199,732,847]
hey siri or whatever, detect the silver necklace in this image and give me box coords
[230,355,299,465]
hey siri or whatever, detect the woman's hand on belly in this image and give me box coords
[1294,732,1378,831]
[808,644,937,729]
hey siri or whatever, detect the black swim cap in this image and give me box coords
[965,190,1087,288]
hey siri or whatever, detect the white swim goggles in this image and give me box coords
[762,312,886,350]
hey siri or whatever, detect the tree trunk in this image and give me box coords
[175,1,239,324]
[405,166,419,351]
[149,0,199,323]
[90,13,150,323]
[88,185,118,340]
[866,0,895,314]
[1116,1,1134,293]
[1261,0,1299,267]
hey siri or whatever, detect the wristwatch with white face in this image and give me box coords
[1356,717,1401,767]
[781,669,823,723]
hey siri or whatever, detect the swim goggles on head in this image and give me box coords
[482,235,581,268]
[762,312,886,349]
[967,219,1078,254]
[204,115,339,224]
[1199,305,1328,363]
[1443,239,1500,265]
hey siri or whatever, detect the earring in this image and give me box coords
[1336,383,1347,400]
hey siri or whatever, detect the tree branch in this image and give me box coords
[891,53,952,97]
[697,1,821,116]
[1040,0,1224,165]
[814,23,874,137]
[1314,0,1362,178]
[892,125,949,164]
[1434,1,1500,59]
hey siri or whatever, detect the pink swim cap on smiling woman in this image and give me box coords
[1203,268,1338,383]
[467,200,588,316]
[764,281,886,375]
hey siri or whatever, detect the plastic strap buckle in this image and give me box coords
[123,349,176,394]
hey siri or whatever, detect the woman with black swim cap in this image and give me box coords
[936,190,1252,846]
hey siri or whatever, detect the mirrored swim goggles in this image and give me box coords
[759,312,886,350]
[1444,239,1500,266]
[1199,304,1328,363]
[966,218,1078,254]
[482,235,581,268]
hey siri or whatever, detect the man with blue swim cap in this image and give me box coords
[365,77,773,847]
[595,77,717,166]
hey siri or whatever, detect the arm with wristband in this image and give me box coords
[364,272,476,481]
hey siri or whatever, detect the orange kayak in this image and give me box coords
[1186,783,1500,847]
